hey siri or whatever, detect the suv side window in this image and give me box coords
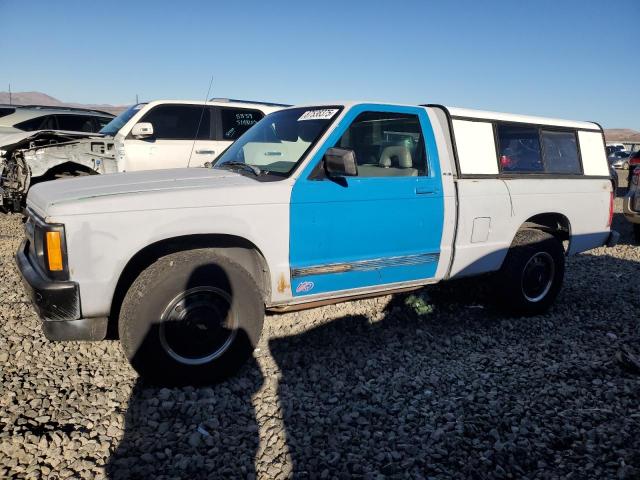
[14,115,56,131]
[333,111,427,177]
[140,105,211,140]
[541,130,581,174]
[55,114,98,132]
[220,108,264,140]
[95,116,112,130]
[497,124,544,172]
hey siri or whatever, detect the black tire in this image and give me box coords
[119,249,264,385]
[634,224,640,244]
[495,229,565,315]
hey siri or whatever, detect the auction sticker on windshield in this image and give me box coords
[298,109,338,121]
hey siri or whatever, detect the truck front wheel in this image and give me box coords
[118,249,264,385]
[495,229,565,315]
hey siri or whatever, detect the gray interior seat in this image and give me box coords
[351,144,420,177]
[380,145,413,168]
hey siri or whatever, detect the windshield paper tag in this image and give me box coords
[298,109,338,121]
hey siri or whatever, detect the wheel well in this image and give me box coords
[520,213,571,252]
[107,235,271,339]
[37,161,97,181]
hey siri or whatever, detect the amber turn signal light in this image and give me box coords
[45,231,64,271]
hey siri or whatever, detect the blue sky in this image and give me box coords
[1,0,638,129]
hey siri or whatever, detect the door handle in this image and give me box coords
[415,186,435,195]
[195,149,216,155]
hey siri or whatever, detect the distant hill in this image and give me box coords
[604,128,640,143]
[0,91,128,115]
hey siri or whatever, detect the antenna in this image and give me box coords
[135,93,139,104]
[8,83,11,105]
[187,76,214,168]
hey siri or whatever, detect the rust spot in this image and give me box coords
[277,273,289,294]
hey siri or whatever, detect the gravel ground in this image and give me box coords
[1,194,639,479]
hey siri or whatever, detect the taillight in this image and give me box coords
[607,189,614,227]
[630,155,640,166]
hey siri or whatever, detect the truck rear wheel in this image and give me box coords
[495,229,565,315]
[118,249,264,385]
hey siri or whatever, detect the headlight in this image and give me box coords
[26,212,68,280]
[45,231,64,271]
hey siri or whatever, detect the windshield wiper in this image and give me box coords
[219,161,262,176]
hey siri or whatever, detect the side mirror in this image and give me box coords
[324,147,358,177]
[131,122,154,138]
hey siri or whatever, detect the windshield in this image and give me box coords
[99,103,146,136]
[214,106,341,176]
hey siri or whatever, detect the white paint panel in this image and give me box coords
[426,109,456,280]
[450,177,611,279]
[578,131,608,176]
[504,178,611,255]
[37,170,296,316]
[452,120,498,175]
[449,179,512,278]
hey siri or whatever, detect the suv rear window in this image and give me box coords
[56,114,99,132]
[220,108,264,140]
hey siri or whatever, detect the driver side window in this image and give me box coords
[333,111,427,177]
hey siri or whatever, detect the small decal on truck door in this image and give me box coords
[295,281,315,293]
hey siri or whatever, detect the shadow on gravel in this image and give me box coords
[105,261,264,479]
[269,253,640,478]
[612,211,638,246]
[105,361,263,480]
[106,252,639,479]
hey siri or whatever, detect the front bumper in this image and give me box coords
[15,239,107,341]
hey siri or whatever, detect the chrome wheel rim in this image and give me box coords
[521,252,555,302]
[159,286,237,365]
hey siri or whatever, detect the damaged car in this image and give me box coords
[0,99,285,212]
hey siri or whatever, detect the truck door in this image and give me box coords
[289,105,445,297]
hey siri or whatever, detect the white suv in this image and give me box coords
[101,99,285,171]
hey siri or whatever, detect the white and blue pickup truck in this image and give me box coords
[16,102,619,384]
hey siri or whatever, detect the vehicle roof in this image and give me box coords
[144,99,284,113]
[0,106,115,126]
[442,106,601,131]
[275,102,602,131]
[209,97,291,108]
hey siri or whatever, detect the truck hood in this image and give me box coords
[27,167,288,218]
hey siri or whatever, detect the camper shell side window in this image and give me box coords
[496,122,583,175]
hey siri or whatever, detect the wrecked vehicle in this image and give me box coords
[16,102,619,385]
[0,129,108,212]
[0,99,284,212]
